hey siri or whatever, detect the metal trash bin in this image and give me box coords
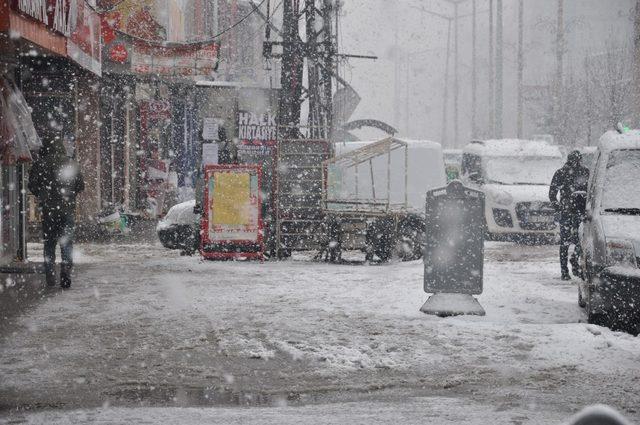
[421,180,486,316]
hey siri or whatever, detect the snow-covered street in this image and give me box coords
[1,242,639,424]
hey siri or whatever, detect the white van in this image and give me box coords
[461,139,563,241]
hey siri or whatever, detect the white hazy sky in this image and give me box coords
[338,0,635,145]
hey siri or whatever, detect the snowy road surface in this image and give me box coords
[1,242,639,424]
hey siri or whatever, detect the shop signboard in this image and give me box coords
[131,43,219,77]
[67,0,102,76]
[200,164,263,260]
[100,0,219,77]
[236,109,278,251]
[237,110,277,145]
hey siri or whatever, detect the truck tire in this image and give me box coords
[397,217,425,261]
[366,218,394,263]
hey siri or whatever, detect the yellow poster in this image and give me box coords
[212,172,251,226]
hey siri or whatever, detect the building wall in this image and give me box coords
[75,71,102,221]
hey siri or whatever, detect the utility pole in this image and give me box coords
[277,0,303,139]
[405,52,410,136]
[556,0,564,143]
[453,2,460,147]
[271,0,335,140]
[488,0,494,138]
[495,0,503,138]
[517,0,524,139]
[394,9,401,130]
[634,0,640,123]
[442,20,452,146]
[471,0,477,139]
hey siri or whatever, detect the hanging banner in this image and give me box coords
[200,164,263,260]
[100,1,219,77]
[67,0,102,76]
[131,42,219,77]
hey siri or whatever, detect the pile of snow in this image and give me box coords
[464,139,563,159]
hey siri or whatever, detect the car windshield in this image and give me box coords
[484,156,563,185]
[602,149,640,211]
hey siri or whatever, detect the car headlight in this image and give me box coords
[490,190,513,206]
[606,239,637,268]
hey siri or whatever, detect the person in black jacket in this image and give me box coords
[549,150,590,280]
[28,137,85,288]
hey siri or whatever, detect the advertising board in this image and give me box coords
[200,165,263,260]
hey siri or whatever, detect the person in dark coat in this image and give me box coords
[549,150,590,280]
[28,137,85,288]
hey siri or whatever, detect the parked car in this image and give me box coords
[461,139,563,242]
[579,130,640,331]
[156,200,199,253]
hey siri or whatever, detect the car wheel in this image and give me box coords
[578,287,586,308]
[587,309,609,327]
[586,284,609,327]
[578,262,591,308]
[366,218,394,263]
[397,220,424,262]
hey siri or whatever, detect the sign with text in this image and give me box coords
[202,143,218,166]
[237,111,277,145]
[131,42,219,77]
[202,118,220,141]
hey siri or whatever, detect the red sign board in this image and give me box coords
[131,42,219,77]
[109,44,128,63]
[67,0,102,76]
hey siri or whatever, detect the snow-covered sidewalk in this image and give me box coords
[1,242,639,424]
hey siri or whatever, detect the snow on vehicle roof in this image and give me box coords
[598,130,640,153]
[463,139,563,158]
[580,146,598,154]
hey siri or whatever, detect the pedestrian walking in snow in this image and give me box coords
[28,136,85,288]
[549,150,590,280]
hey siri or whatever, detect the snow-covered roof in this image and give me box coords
[463,139,563,158]
[598,130,640,153]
